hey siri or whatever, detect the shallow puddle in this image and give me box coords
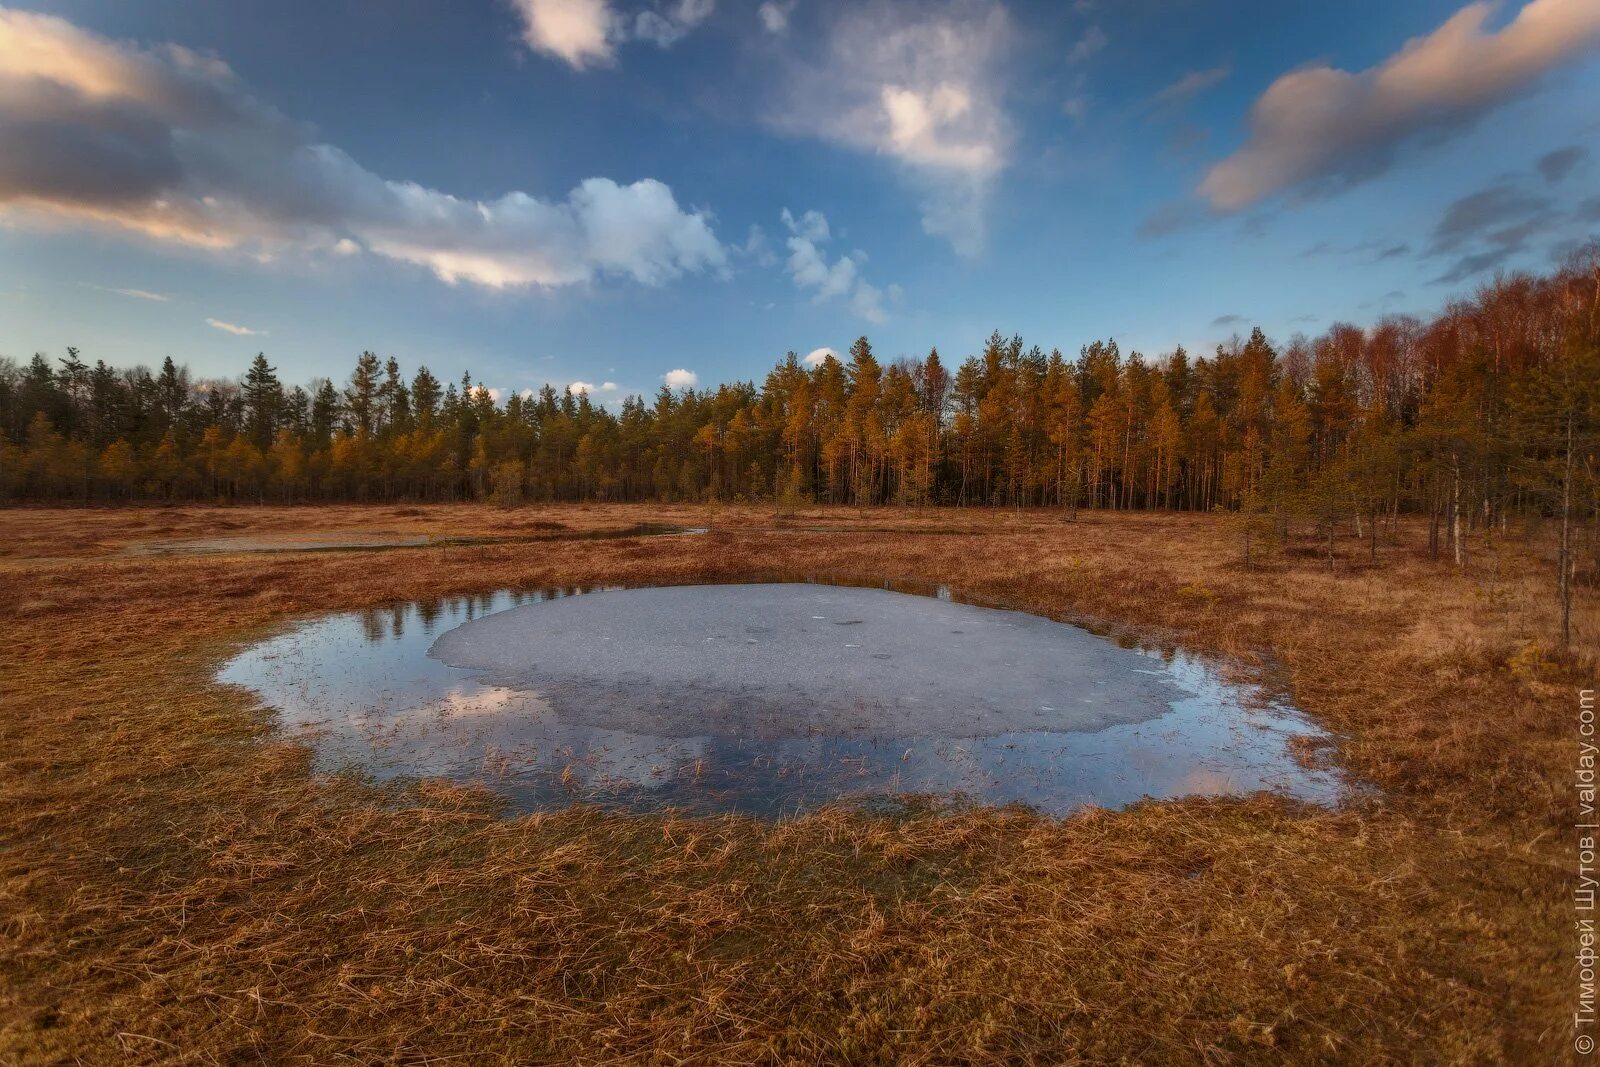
[219,582,1345,817]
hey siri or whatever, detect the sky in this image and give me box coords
[2,0,1598,401]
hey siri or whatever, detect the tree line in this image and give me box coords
[4,258,1598,620]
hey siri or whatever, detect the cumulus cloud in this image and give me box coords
[207,317,265,336]
[1155,64,1230,103]
[771,0,1011,256]
[0,10,727,290]
[802,346,837,367]
[507,0,616,67]
[780,208,894,322]
[568,380,597,394]
[663,368,698,389]
[1200,0,1600,211]
[506,0,714,68]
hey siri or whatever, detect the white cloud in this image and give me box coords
[779,207,829,243]
[802,346,837,367]
[507,0,616,68]
[780,208,893,323]
[332,237,361,256]
[1201,0,1600,211]
[663,368,698,388]
[506,0,714,69]
[0,11,728,290]
[771,0,1011,256]
[1067,25,1107,65]
[206,317,265,336]
[567,379,620,395]
[785,235,855,300]
[758,0,795,34]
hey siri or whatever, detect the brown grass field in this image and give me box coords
[0,503,1594,1063]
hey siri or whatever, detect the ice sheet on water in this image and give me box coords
[220,582,1346,817]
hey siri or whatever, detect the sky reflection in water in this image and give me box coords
[218,584,1345,817]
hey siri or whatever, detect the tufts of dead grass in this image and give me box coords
[0,505,1591,1063]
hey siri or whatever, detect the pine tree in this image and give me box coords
[242,353,282,449]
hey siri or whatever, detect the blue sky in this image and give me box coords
[2,0,1598,400]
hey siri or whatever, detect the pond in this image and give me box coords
[219,581,1346,818]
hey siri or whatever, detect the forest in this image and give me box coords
[4,258,1598,569]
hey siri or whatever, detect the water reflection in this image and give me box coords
[219,583,1346,818]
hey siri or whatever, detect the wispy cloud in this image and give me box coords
[1537,144,1588,183]
[1200,0,1600,211]
[1429,183,1554,255]
[206,317,266,336]
[634,0,715,47]
[1300,238,1412,262]
[1155,64,1230,104]
[86,284,170,302]
[0,10,728,290]
[758,0,795,35]
[770,0,1012,257]
[1426,176,1561,283]
[1067,25,1107,65]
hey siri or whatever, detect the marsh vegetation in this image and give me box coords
[1,504,1591,1061]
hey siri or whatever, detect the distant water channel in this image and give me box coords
[130,523,707,557]
[219,582,1345,818]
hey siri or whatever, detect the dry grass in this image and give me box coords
[0,505,1592,1063]
[0,501,1030,562]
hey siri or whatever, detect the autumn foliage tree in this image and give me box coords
[3,259,1597,634]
